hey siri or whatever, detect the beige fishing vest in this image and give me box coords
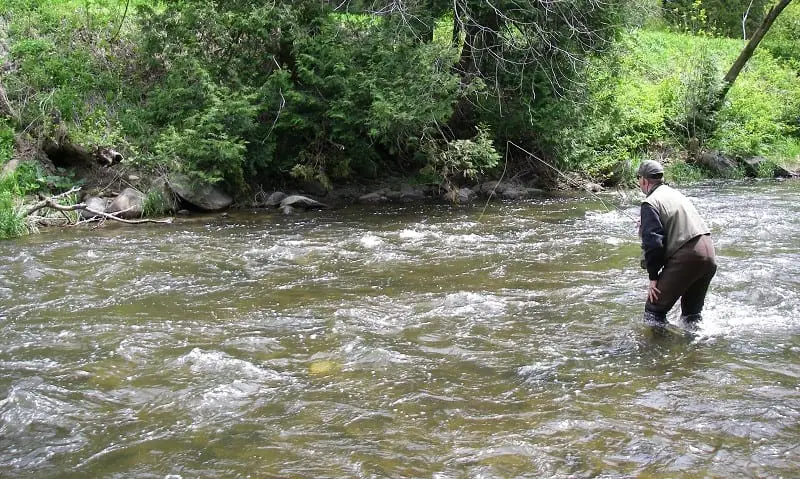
[643,184,710,260]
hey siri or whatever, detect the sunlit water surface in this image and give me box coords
[1,180,798,478]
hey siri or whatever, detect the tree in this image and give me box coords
[711,0,794,112]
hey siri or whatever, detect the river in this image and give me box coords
[1,179,798,478]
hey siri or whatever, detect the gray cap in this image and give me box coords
[637,160,664,179]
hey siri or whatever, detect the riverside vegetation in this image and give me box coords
[0,0,799,239]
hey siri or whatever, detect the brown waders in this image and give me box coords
[644,234,717,326]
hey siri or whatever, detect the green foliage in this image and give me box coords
[532,36,673,180]
[665,160,706,184]
[754,157,780,178]
[133,57,257,193]
[4,161,80,196]
[762,2,800,65]
[2,0,138,170]
[543,29,800,181]
[0,190,28,240]
[142,187,170,217]
[279,15,460,182]
[421,125,501,189]
[661,45,724,143]
[2,0,799,209]
[709,50,800,158]
[0,119,13,167]
[663,0,771,38]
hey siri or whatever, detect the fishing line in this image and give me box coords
[502,141,640,224]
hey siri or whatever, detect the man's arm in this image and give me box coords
[640,203,665,280]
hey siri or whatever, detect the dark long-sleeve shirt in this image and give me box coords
[640,202,666,280]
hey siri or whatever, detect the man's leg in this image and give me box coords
[644,236,712,325]
[644,261,687,325]
[680,235,717,323]
[680,264,716,317]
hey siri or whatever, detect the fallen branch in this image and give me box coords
[24,187,83,216]
[25,188,172,225]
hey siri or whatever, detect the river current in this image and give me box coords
[1,180,798,478]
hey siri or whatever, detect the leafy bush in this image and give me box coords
[0,190,27,240]
[0,119,13,167]
[533,35,672,180]
[665,160,707,184]
[763,2,800,65]
[142,187,170,217]
[278,15,460,184]
[421,125,501,190]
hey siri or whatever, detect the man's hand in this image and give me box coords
[648,280,661,303]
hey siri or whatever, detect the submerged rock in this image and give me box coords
[279,195,327,210]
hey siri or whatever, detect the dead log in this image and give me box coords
[24,187,172,225]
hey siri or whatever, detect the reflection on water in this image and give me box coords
[1,180,799,477]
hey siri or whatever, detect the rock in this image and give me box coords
[499,184,545,200]
[383,186,427,203]
[697,150,737,176]
[358,191,388,204]
[265,191,287,207]
[107,188,144,219]
[774,165,796,178]
[280,205,295,215]
[279,195,327,210]
[585,182,604,193]
[81,196,106,220]
[476,181,503,197]
[1,158,19,176]
[443,187,476,203]
[168,175,233,212]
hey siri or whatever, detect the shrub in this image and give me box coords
[761,1,800,65]
[665,160,706,184]
[0,190,27,240]
[0,119,13,167]
[421,125,501,190]
[142,187,171,217]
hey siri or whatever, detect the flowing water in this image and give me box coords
[1,180,798,478]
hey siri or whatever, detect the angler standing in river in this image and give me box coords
[637,160,717,327]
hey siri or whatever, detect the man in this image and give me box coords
[637,160,717,327]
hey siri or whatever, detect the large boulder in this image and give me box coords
[80,196,107,220]
[442,187,476,203]
[735,156,797,178]
[697,150,737,176]
[107,188,144,219]
[168,176,233,212]
[264,191,287,207]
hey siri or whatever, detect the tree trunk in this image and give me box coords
[712,0,793,111]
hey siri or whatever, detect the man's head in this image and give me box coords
[637,160,664,193]
[637,160,664,180]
